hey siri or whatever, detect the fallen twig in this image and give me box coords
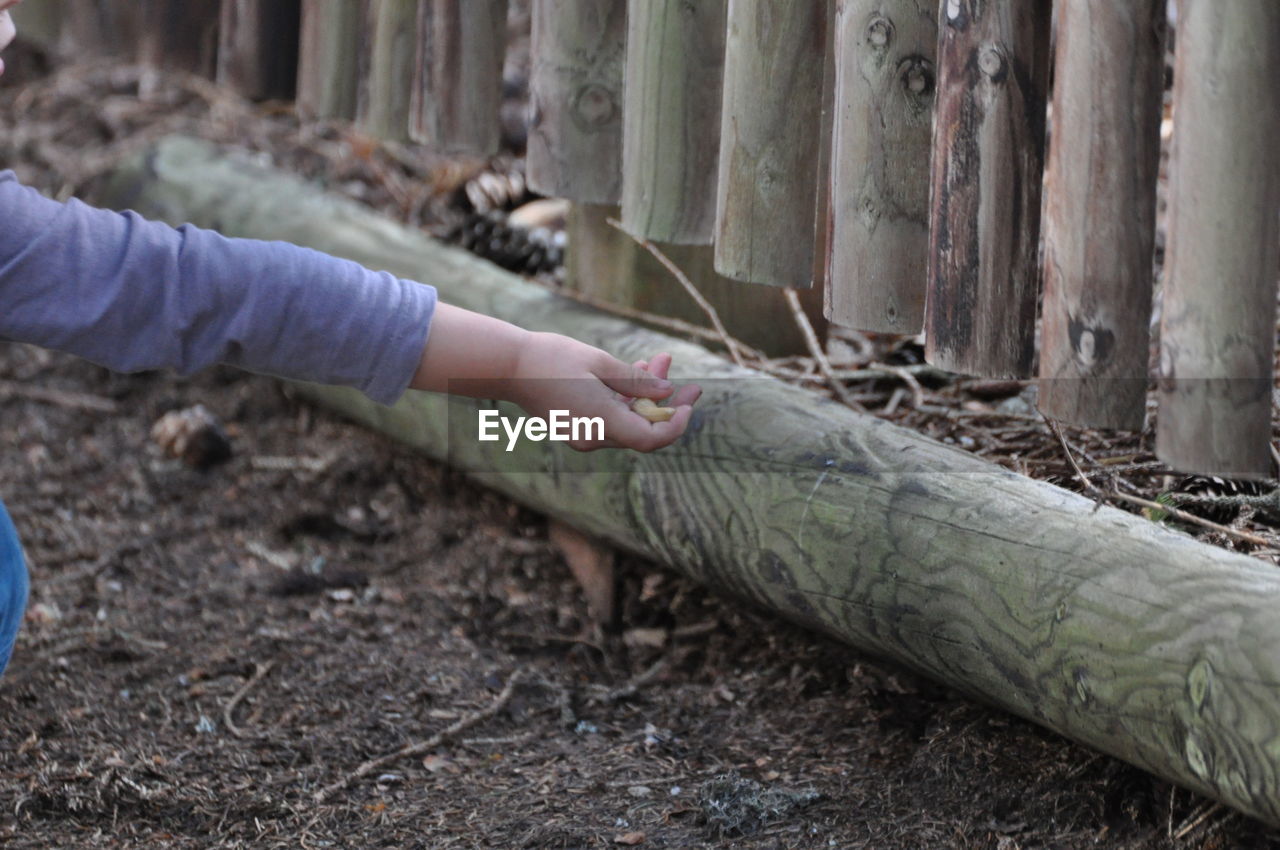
[223,661,276,740]
[314,669,530,803]
[0,379,118,413]
[783,288,864,412]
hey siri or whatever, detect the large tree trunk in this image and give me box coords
[102,137,1280,829]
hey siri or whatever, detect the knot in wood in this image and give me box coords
[978,46,1006,81]
[900,56,934,96]
[571,83,618,131]
[866,15,893,48]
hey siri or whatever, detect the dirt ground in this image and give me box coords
[3,36,1280,850]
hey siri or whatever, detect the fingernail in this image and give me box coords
[655,379,673,390]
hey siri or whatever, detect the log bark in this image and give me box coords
[411,0,508,155]
[356,0,418,142]
[1155,0,1280,477]
[619,0,726,245]
[296,0,363,121]
[217,0,301,102]
[526,0,626,203]
[714,0,828,287]
[1037,0,1164,431]
[103,136,1280,829]
[826,0,935,334]
[137,0,221,77]
[926,0,1050,377]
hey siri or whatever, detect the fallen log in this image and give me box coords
[102,137,1280,829]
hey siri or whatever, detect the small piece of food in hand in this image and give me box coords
[631,398,675,423]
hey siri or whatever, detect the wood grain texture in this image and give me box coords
[714,0,828,287]
[58,0,141,59]
[217,0,301,101]
[137,0,221,76]
[1156,0,1280,477]
[106,136,1280,827]
[619,0,727,245]
[826,0,935,334]
[357,0,418,141]
[1037,0,1164,431]
[296,0,363,120]
[526,0,626,203]
[411,0,508,155]
[926,0,1050,377]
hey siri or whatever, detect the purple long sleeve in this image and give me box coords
[0,171,436,405]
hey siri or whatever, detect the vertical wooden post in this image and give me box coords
[137,0,221,76]
[1156,0,1280,476]
[566,206,825,358]
[925,0,1050,377]
[714,0,828,288]
[412,0,508,155]
[357,0,418,141]
[826,0,936,333]
[11,0,63,53]
[217,0,301,101]
[526,0,626,203]
[296,0,363,121]
[58,0,141,60]
[619,0,727,245]
[1037,0,1165,430]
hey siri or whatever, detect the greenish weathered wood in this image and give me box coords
[526,0,626,203]
[357,0,418,141]
[1155,0,1280,477]
[1038,0,1164,432]
[411,0,508,155]
[58,0,141,59]
[11,0,63,52]
[297,0,362,120]
[103,137,1280,829]
[926,0,1050,377]
[826,0,935,334]
[137,0,220,76]
[714,0,827,287]
[565,204,825,359]
[619,0,726,245]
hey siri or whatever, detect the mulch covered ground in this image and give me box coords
[3,31,1280,850]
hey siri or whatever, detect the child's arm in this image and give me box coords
[0,172,697,451]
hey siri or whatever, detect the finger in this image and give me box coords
[595,356,672,400]
[644,353,673,382]
[668,383,702,408]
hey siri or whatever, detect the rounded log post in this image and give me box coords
[11,0,63,53]
[826,0,936,334]
[526,0,626,203]
[1037,1,1165,431]
[58,0,141,60]
[926,0,1050,377]
[296,0,363,121]
[106,136,1280,828]
[137,0,221,77]
[411,0,508,155]
[217,0,301,102]
[714,0,828,287]
[1156,0,1280,477]
[357,0,418,142]
[619,0,727,245]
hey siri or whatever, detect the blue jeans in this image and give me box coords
[0,499,29,676]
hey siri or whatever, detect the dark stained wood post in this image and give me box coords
[826,0,936,333]
[619,0,727,245]
[526,0,626,203]
[412,0,508,155]
[296,0,363,120]
[357,0,418,141]
[217,0,301,101]
[925,0,1050,377]
[1156,0,1280,476]
[137,0,221,76]
[1037,0,1165,430]
[714,0,828,287]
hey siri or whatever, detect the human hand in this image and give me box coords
[506,332,701,452]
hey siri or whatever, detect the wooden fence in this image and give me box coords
[14,0,1280,478]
